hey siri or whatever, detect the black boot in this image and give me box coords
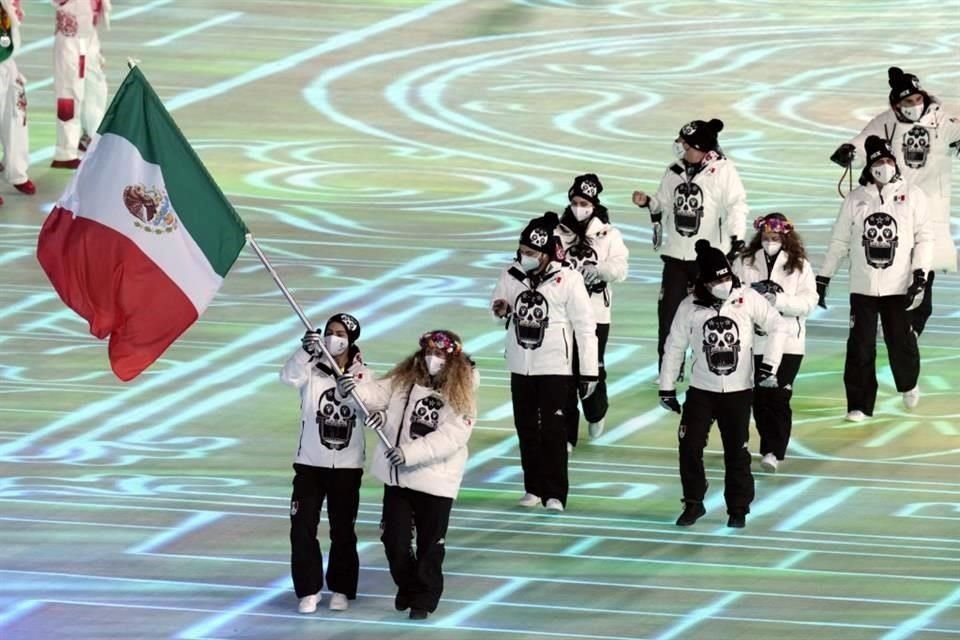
[394,592,410,612]
[409,608,429,620]
[727,512,746,528]
[675,501,706,527]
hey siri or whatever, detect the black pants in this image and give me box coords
[678,387,754,515]
[752,354,803,460]
[511,373,576,505]
[290,464,363,599]
[910,271,934,336]
[381,485,453,613]
[844,294,920,416]
[566,323,611,447]
[658,257,699,370]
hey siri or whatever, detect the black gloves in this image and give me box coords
[830,143,857,167]
[756,362,778,389]
[815,275,830,309]
[659,390,682,414]
[905,269,927,311]
[725,237,745,261]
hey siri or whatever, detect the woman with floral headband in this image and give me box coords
[732,213,818,472]
[337,330,478,621]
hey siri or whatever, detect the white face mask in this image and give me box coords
[324,334,349,357]
[901,104,924,122]
[519,254,541,272]
[710,281,733,300]
[571,205,593,222]
[425,354,446,376]
[673,141,686,160]
[871,163,897,184]
[762,240,782,257]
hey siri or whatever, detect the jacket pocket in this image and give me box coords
[562,327,570,363]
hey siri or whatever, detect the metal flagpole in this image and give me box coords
[246,233,392,449]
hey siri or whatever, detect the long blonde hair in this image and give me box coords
[384,330,477,415]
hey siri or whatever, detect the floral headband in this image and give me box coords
[753,214,793,234]
[420,330,462,355]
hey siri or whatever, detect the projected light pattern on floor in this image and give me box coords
[1,0,959,639]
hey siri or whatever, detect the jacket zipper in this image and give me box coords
[392,390,415,485]
[297,420,305,457]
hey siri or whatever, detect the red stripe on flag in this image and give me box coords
[36,207,199,381]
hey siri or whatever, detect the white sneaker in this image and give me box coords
[545,498,564,512]
[298,593,320,614]
[328,592,349,611]
[903,386,920,410]
[845,410,867,423]
[588,418,606,438]
[518,492,541,507]
[760,453,779,473]
[566,442,574,454]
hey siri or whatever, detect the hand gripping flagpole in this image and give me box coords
[246,234,392,449]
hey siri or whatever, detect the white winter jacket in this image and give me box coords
[354,372,477,499]
[732,251,819,356]
[279,347,372,469]
[661,286,785,394]
[556,215,629,324]
[491,261,598,378]
[820,178,933,297]
[647,151,748,260]
[849,102,960,271]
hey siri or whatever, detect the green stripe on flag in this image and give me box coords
[98,66,248,277]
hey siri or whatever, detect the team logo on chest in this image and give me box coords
[862,212,898,269]
[902,125,930,169]
[673,182,704,237]
[702,315,741,376]
[315,388,356,451]
[410,395,444,439]
[513,289,549,349]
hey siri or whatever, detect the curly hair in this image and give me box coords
[384,332,477,415]
[742,215,808,275]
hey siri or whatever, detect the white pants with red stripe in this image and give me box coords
[53,32,107,162]
[0,58,29,185]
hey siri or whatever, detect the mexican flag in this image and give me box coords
[37,67,248,381]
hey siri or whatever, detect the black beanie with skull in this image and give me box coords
[887,66,925,106]
[679,118,724,152]
[568,173,603,206]
[519,211,561,257]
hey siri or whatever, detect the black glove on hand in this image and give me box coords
[815,275,830,309]
[756,362,778,389]
[659,390,682,414]
[830,143,856,167]
[301,330,322,356]
[905,269,927,311]
[725,237,745,262]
